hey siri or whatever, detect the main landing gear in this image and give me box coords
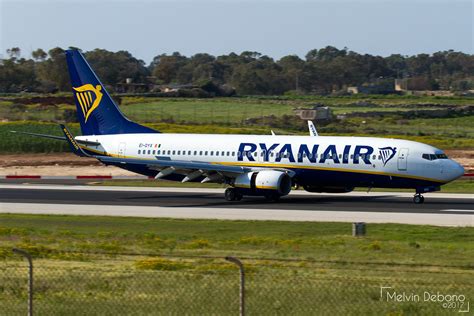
[224,188,281,202]
[413,193,425,204]
[224,188,243,201]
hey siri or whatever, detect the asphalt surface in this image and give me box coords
[0,186,473,215]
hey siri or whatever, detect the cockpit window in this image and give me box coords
[422,154,437,161]
[422,153,448,161]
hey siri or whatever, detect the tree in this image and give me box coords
[35,47,70,91]
[85,49,149,87]
[32,49,47,61]
[150,52,187,84]
[6,47,21,59]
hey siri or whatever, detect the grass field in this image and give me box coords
[2,118,474,153]
[1,94,474,153]
[1,215,473,314]
[1,214,473,267]
[0,96,464,124]
[1,94,473,154]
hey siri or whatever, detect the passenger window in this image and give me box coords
[226,152,230,156]
[148,150,151,155]
[216,152,219,156]
[232,152,235,156]
[157,150,160,155]
[221,151,225,156]
[138,150,141,154]
[372,155,376,160]
[350,154,354,159]
[152,150,156,155]
[210,151,214,156]
[205,151,208,156]
[200,151,203,155]
[194,151,197,155]
[172,150,175,155]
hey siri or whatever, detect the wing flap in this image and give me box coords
[98,156,250,175]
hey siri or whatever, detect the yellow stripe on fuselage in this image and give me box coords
[214,161,445,183]
[78,145,445,184]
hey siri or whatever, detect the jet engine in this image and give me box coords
[234,170,292,196]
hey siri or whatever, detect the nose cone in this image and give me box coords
[448,160,465,181]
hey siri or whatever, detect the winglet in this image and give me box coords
[308,120,318,136]
[59,124,90,157]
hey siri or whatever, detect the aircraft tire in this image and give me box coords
[225,188,237,201]
[413,194,424,204]
[234,192,243,201]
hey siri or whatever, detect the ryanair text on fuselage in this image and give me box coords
[238,143,396,165]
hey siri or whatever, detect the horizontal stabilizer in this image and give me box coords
[9,130,100,146]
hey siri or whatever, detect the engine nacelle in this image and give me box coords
[234,170,292,196]
[303,185,354,193]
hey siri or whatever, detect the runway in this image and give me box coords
[0,184,473,226]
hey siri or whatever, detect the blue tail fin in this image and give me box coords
[65,50,158,135]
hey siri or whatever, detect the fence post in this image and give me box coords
[13,248,33,316]
[225,256,245,316]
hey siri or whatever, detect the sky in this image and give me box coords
[0,0,472,63]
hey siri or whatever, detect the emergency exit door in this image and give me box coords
[118,142,126,158]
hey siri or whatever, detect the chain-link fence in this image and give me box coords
[1,250,472,315]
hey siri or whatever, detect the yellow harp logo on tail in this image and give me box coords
[73,84,103,122]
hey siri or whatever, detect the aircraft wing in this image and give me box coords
[58,124,295,183]
[98,156,254,182]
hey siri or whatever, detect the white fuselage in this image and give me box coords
[76,133,464,187]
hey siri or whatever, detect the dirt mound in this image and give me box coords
[10,96,75,105]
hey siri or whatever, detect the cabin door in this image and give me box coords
[397,148,409,171]
[118,142,126,158]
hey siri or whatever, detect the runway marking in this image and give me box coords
[441,209,474,213]
[1,203,472,227]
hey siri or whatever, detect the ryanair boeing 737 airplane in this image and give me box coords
[14,50,465,203]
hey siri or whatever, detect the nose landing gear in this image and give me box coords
[413,194,425,204]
